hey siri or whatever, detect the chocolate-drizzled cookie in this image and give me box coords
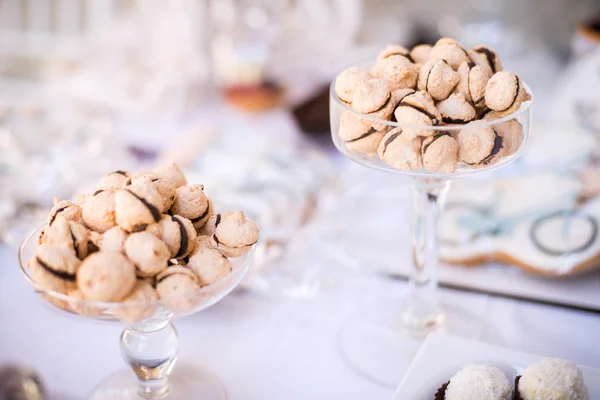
[210,210,258,258]
[115,181,163,233]
[29,244,81,294]
[485,72,531,116]
[377,127,423,171]
[157,214,196,259]
[437,93,476,124]
[422,132,459,173]
[418,59,460,101]
[394,90,442,139]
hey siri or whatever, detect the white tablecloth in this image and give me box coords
[1,242,599,400]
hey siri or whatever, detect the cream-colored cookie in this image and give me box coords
[114,279,159,322]
[157,215,197,259]
[409,44,432,65]
[210,210,259,258]
[155,266,200,299]
[469,45,503,74]
[96,170,130,191]
[188,247,232,286]
[29,244,81,294]
[418,59,460,101]
[429,37,472,70]
[124,232,170,278]
[93,226,129,253]
[518,358,588,400]
[115,182,163,232]
[373,55,418,91]
[437,93,476,124]
[170,185,213,230]
[82,190,117,233]
[352,78,391,114]
[484,113,524,157]
[454,61,492,106]
[130,172,177,213]
[485,71,530,114]
[393,90,442,139]
[189,235,214,257]
[152,162,187,188]
[47,198,84,227]
[421,133,459,174]
[457,123,503,166]
[334,67,372,103]
[377,128,422,171]
[40,215,88,259]
[77,252,136,302]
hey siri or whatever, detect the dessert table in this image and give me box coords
[1,242,599,400]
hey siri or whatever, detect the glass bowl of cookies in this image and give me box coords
[329,37,533,387]
[18,163,258,400]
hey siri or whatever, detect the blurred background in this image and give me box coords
[1,0,600,397]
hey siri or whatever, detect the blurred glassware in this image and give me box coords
[0,100,132,246]
[0,365,46,400]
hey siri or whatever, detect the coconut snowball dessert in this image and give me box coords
[210,210,259,258]
[443,364,513,400]
[28,163,258,317]
[517,358,588,400]
[333,37,530,174]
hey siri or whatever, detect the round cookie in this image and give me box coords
[197,212,229,237]
[47,198,84,227]
[157,215,197,259]
[338,111,383,154]
[455,61,492,106]
[437,93,476,124]
[409,44,432,65]
[155,266,201,299]
[457,123,503,166]
[418,59,460,101]
[188,247,232,286]
[190,235,214,257]
[96,170,130,191]
[352,78,391,114]
[170,185,213,230]
[334,67,371,103]
[445,364,513,400]
[93,226,129,253]
[484,113,524,157]
[40,215,89,259]
[115,181,163,233]
[77,252,136,302]
[393,90,441,139]
[376,44,412,62]
[518,358,588,400]
[373,55,418,91]
[422,133,459,174]
[114,279,159,322]
[429,37,472,70]
[29,244,81,294]
[469,44,503,75]
[485,71,530,114]
[210,210,259,258]
[377,128,422,171]
[124,232,170,278]
[152,162,187,188]
[82,190,117,233]
[129,172,177,213]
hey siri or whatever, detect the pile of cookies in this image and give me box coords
[436,358,588,400]
[27,163,259,318]
[334,38,531,174]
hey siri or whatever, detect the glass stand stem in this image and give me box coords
[400,178,450,338]
[120,322,179,399]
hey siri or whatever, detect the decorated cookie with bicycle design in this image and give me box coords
[439,172,600,276]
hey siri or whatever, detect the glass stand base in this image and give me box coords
[89,364,227,400]
[337,296,484,388]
